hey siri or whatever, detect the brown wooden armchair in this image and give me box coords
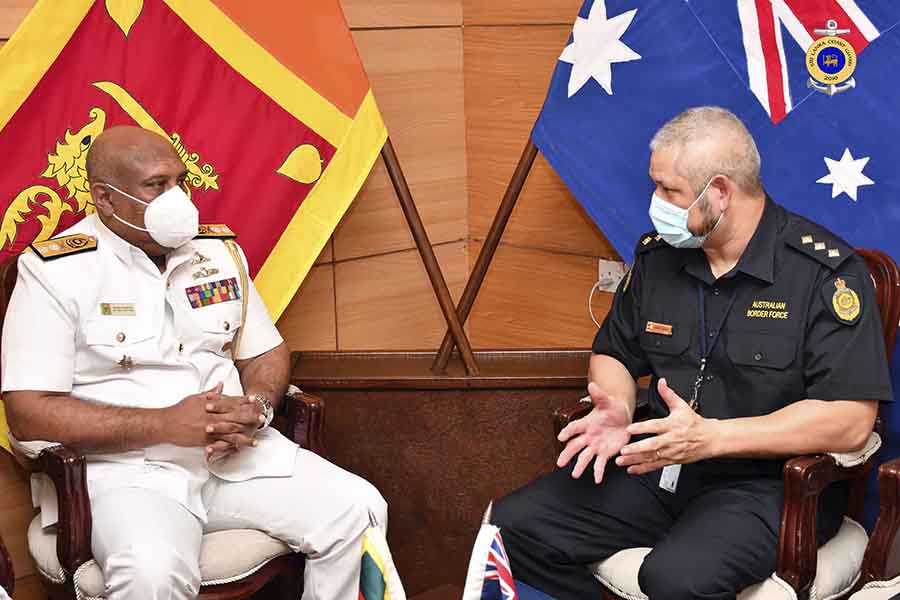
[0,256,327,600]
[0,533,12,597]
[846,457,900,599]
[552,248,900,600]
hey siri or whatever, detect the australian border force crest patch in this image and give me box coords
[822,274,862,325]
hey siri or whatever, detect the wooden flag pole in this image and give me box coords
[432,139,539,373]
[381,137,481,376]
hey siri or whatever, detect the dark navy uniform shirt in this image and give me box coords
[592,197,893,476]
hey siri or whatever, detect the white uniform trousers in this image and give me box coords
[90,448,388,600]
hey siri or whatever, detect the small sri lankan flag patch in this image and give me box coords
[186,277,242,309]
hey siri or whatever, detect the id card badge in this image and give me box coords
[659,464,682,493]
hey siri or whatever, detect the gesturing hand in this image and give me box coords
[556,382,632,484]
[616,378,718,475]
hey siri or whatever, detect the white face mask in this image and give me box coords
[648,179,722,249]
[103,183,199,249]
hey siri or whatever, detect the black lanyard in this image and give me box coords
[690,284,737,412]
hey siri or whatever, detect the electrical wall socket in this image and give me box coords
[597,259,627,293]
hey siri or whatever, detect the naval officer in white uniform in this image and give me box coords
[1,126,390,600]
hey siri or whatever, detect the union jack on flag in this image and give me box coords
[484,533,518,600]
[463,522,519,600]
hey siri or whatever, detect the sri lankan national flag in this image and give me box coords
[360,526,406,600]
[0,0,387,452]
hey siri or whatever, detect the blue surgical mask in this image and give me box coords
[648,179,719,249]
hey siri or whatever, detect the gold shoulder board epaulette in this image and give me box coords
[634,231,667,255]
[30,234,97,261]
[195,224,236,239]
[784,221,852,271]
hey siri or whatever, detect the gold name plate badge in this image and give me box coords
[100,302,137,317]
[645,321,673,336]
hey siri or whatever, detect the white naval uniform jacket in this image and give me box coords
[1,214,298,526]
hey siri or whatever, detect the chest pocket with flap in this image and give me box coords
[83,318,157,365]
[192,304,243,356]
[726,331,797,370]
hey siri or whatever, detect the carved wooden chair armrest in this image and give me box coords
[8,434,94,579]
[274,385,327,457]
[0,533,13,596]
[33,444,93,577]
[855,457,900,588]
[776,446,877,596]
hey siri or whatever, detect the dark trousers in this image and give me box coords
[493,460,846,600]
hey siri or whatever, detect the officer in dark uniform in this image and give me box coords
[491,107,893,600]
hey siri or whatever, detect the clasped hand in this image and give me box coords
[167,382,265,462]
[556,378,716,483]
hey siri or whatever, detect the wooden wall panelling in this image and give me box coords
[11,575,45,600]
[340,0,461,29]
[314,239,333,265]
[335,242,467,350]
[467,242,611,348]
[0,452,40,595]
[277,264,337,351]
[463,0,580,25]
[335,28,467,263]
[464,25,618,260]
[0,0,31,39]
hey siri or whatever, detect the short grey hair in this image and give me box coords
[650,106,763,196]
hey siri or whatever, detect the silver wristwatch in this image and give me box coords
[249,393,274,430]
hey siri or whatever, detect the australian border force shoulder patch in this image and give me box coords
[822,273,862,325]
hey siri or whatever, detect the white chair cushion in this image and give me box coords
[850,575,900,599]
[591,517,867,600]
[28,515,293,596]
[830,432,881,468]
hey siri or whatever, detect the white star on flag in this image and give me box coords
[816,148,875,202]
[559,0,641,98]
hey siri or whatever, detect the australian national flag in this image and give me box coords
[532,0,900,525]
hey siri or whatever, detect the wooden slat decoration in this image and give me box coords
[340,0,462,28]
[463,0,580,26]
[465,25,618,259]
[277,264,337,352]
[467,241,612,348]
[0,0,32,40]
[335,242,467,350]
[335,28,467,263]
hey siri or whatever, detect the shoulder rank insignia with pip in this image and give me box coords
[822,274,862,325]
[634,231,666,255]
[785,221,852,271]
[30,234,97,261]
[195,224,236,239]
